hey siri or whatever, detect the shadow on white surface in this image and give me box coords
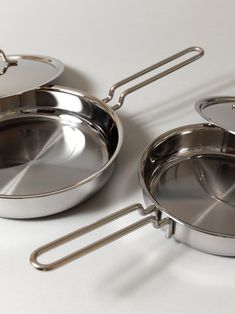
[131,74,235,128]
[53,65,96,93]
[96,232,186,296]
[96,230,235,297]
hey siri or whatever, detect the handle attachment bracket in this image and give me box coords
[0,49,17,75]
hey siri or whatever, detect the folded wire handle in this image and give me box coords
[0,49,17,75]
[103,46,204,110]
[30,204,174,271]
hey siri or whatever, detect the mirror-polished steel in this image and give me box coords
[0,49,18,75]
[31,123,235,271]
[195,97,235,134]
[0,47,204,219]
[0,49,64,98]
[141,123,235,256]
[0,86,122,218]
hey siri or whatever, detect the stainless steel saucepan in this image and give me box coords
[30,97,235,271]
[0,47,203,218]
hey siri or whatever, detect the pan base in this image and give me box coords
[0,115,109,196]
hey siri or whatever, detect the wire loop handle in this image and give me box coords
[103,46,204,110]
[0,49,17,75]
[30,203,173,271]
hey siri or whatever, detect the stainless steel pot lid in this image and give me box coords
[0,49,63,98]
[195,96,235,134]
[0,47,204,220]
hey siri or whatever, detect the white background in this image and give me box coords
[1,1,235,313]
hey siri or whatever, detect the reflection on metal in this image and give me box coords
[0,46,204,218]
[0,49,63,98]
[31,123,235,272]
[0,86,121,219]
[196,97,235,134]
[0,114,104,195]
[195,155,235,207]
[0,49,17,75]
[140,123,235,238]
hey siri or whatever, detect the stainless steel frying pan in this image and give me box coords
[0,47,203,218]
[30,98,235,271]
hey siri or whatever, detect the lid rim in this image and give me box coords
[195,96,235,134]
[0,53,64,98]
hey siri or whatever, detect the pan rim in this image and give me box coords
[138,122,235,239]
[0,85,123,199]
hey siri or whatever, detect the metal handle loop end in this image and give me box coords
[103,46,204,111]
[30,204,173,271]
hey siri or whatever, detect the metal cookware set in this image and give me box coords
[1,46,235,272]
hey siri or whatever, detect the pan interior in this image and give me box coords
[0,89,119,196]
[142,124,235,236]
[0,117,108,196]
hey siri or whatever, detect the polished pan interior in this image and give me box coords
[30,123,235,272]
[140,123,235,256]
[0,46,204,219]
[0,86,122,218]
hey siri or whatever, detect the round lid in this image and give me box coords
[195,97,235,134]
[0,49,64,98]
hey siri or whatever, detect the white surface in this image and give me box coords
[1,1,235,313]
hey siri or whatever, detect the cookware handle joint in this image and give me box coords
[103,46,204,111]
[30,203,173,271]
[0,49,17,75]
[152,207,174,239]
